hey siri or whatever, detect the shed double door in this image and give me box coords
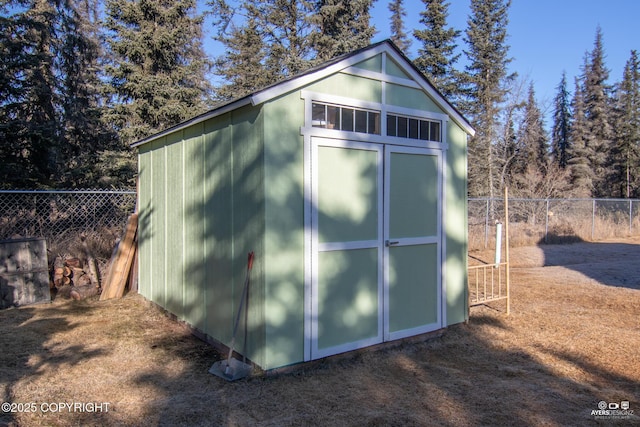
[310,138,442,360]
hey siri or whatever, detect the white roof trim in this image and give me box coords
[250,42,474,136]
[249,43,389,106]
[131,97,253,148]
[132,41,474,148]
[382,48,475,136]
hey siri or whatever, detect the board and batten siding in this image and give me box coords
[262,91,307,368]
[444,121,469,325]
[138,104,267,367]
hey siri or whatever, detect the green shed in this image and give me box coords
[132,40,475,371]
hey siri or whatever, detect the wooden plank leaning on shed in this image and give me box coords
[100,213,138,300]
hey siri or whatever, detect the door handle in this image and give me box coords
[385,240,399,247]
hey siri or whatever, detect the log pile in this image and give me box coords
[48,213,138,302]
[51,256,101,300]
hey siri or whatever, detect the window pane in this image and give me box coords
[355,110,367,133]
[430,121,441,141]
[342,108,354,131]
[409,119,419,139]
[368,112,380,134]
[327,105,340,130]
[397,117,408,138]
[387,115,397,136]
[312,103,325,127]
[419,120,429,140]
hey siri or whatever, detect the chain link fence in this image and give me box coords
[469,198,640,251]
[0,190,136,261]
[3,191,639,257]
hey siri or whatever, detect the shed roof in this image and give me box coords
[132,40,475,148]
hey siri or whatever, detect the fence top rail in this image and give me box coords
[0,189,136,195]
[469,197,640,203]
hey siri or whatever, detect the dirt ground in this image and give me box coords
[1,238,639,426]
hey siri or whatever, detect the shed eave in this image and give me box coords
[249,43,390,107]
[131,40,475,148]
[130,96,253,148]
[249,41,474,137]
[382,46,475,137]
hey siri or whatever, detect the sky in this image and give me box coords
[202,0,639,123]
[369,0,640,113]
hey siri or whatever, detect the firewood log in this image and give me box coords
[70,284,100,300]
[64,258,82,269]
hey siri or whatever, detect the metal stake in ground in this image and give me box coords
[209,251,255,381]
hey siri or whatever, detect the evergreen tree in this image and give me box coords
[310,0,376,62]
[517,83,549,172]
[58,0,116,187]
[211,0,315,100]
[461,0,515,197]
[1,0,61,187]
[496,114,518,187]
[259,0,315,78]
[582,27,613,196]
[388,0,411,53]
[1,0,125,188]
[568,75,593,196]
[551,72,572,169]
[611,50,640,197]
[104,0,212,145]
[495,77,526,188]
[413,0,461,100]
[213,9,272,100]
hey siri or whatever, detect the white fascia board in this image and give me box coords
[249,44,389,107]
[131,97,253,148]
[383,49,475,137]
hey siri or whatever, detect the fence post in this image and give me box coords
[592,199,596,241]
[630,200,633,235]
[545,199,549,243]
[485,199,489,249]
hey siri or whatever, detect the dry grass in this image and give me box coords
[2,238,640,426]
[469,215,640,251]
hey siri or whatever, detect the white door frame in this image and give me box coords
[383,145,443,342]
[304,137,445,361]
[308,137,384,360]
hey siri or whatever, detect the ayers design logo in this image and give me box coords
[591,400,634,420]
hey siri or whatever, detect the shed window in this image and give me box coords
[312,102,381,135]
[387,114,441,142]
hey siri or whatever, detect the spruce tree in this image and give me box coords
[551,72,572,169]
[568,75,594,196]
[211,0,315,100]
[0,0,60,187]
[213,10,272,100]
[389,0,411,53]
[612,50,640,197]
[582,27,613,196]
[461,0,515,197]
[495,77,526,188]
[517,83,549,172]
[260,0,314,77]
[496,114,518,187]
[413,0,461,100]
[58,0,116,187]
[104,0,211,145]
[1,0,124,188]
[310,0,376,62]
